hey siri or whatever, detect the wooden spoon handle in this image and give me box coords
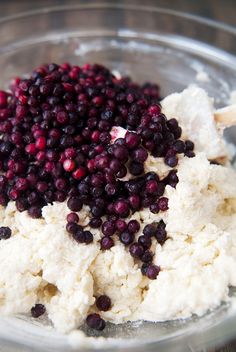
[214,104,236,126]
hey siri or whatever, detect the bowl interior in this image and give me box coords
[1,5,236,106]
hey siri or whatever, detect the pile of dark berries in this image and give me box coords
[0,63,195,330]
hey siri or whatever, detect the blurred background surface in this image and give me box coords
[0,0,236,27]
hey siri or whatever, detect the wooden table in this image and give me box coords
[0,1,235,351]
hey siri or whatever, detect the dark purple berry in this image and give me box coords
[185,150,195,158]
[31,304,46,318]
[86,313,105,331]
[91,205,104,217]
[156,182,165,196]
[143,223,157,237]
[157,197,168,211]
[16,198,28,212]
[146,180,158,194]
[145,172,159,182]
[73,230,86,243]
[141,250,153,263]
[128,195,140,210]
[164,155,178,167]
[141,263,149,275]
[109,159,121,173]
[113,145,128,161]
[96,295,111,311]
[67,197,82,212]
[66,222,81,235]
[131,147,148,163]
[125,131,141,149]
[84,230,93,244]
[89,217,102,228]
[116,165,127,178]
[66,212,79,223]
[115,219,127,232]
[28,206,42,218]
[149,203,159,214]
[146,265,160,279]
[129,243,144,258]
[173,140,185,153]
[119,231,134,245]
[138,235,152,249]
[101,236,114,250]
[114,200,129,217]
[129,161,144,176]
[102,221,116,236]
[155,220,167,245]
[105,184,117,196]
[0,226,11,240]
[185,140,194,151]
[127,220,140,234]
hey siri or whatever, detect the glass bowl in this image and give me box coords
[0,4,236,352]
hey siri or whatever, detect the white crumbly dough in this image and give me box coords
[0,87,235,334]
[162,86,228,160]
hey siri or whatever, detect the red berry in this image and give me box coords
[63,159,75,172]
[72,167,86,180]
[35,136,46,150]
[0,91,8,108]
[25,143,37,155]
[91,130,100,143]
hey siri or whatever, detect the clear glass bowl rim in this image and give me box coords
[0,2,235,37]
